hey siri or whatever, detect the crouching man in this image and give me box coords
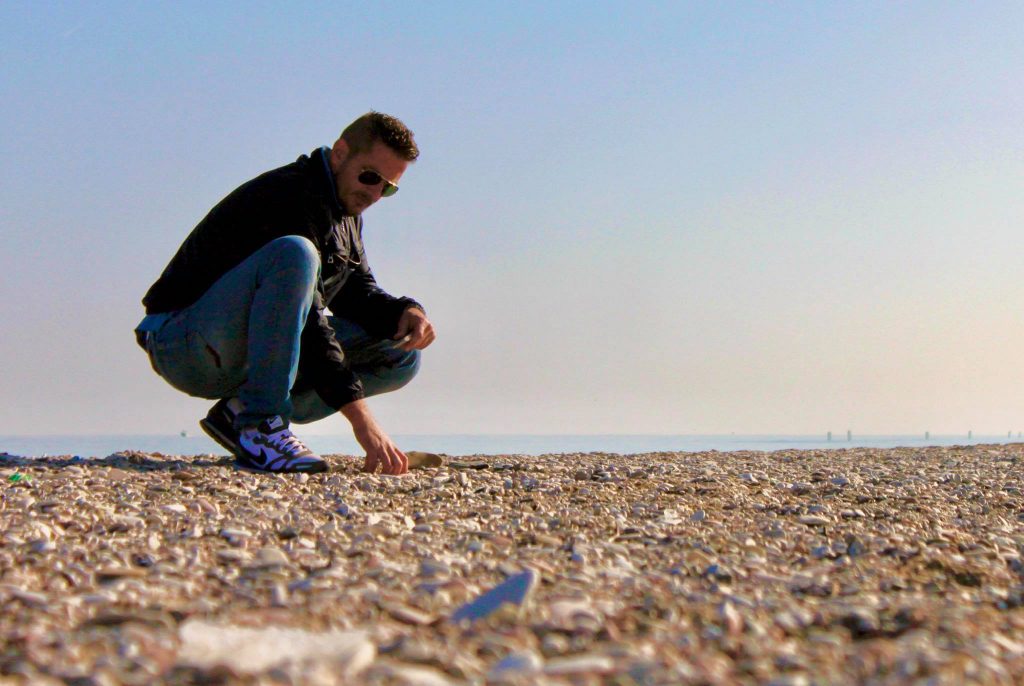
[135,112,434,475]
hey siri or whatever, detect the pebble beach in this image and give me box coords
[2,443,1023,685]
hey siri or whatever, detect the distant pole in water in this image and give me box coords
[827,431,832,442]
[968,430,973,440]
[925,431,930,440]
[847,429,852,442]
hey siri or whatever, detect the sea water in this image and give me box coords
[1,433,1020,459]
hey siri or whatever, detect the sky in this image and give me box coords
[1,1,1022,437]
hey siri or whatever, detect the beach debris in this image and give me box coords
[450,568,538,623]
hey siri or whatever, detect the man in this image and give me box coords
[135,112,434,475]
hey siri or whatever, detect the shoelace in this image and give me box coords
[264,429,310,457]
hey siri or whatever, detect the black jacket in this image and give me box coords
[142,147,421,409]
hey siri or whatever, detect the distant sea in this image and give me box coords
[1,434,1021,459]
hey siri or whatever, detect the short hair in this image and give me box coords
[341,111,419,162]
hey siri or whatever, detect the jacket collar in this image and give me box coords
[314,146,351,220]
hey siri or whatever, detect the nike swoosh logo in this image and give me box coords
[250,448,273,468]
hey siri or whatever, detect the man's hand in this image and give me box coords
[394,306,435,351]
[341,399,408,475]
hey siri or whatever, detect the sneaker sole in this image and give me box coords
[199,417,242,458]
[235,455,329,474]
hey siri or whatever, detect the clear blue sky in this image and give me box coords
[1,2,1022,436]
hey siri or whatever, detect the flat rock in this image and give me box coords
[407,451,445,469]
[177,620,374,675]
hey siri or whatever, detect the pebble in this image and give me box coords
[544,654,615,676]
[798,515,831,526]
[253,546,289,568]
[419,558,452,578]
[487,650,543,681]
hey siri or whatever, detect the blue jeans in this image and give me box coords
[136,236,419,427]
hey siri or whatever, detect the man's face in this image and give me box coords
[329,139,409,216]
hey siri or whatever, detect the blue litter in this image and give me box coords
[450,568,538,623]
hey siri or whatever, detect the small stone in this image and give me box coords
[541,633,570,656]
[720,600,744,634]
[544,654,615,676]
[4,587,48,607]
[549,599,603,632]
[31,540,56,554]
[220,528,252,540]
[377,665,456,686]
[488,650,543,681]
[96,566,146,582]
[217,549,249,563]
[798,515,830,527]
[847,537,867,557]
[419,558,451,577]
[382,602,436,625]
[690,509,706,522]
[254,546,289,568]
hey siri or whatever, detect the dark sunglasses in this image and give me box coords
[358,169,399,197]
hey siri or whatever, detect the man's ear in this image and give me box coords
[329,138,349,169]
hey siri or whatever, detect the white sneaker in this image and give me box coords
[236,416,327,473]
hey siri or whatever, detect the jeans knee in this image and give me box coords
[266,236,320,276]
[396,349,421,382]
[368,349,420,396]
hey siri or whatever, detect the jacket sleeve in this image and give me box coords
[298,290,365,409]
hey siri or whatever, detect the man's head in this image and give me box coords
[329,112,418,216]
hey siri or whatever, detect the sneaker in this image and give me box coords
[198,398,241,455]
[236,416,327,474]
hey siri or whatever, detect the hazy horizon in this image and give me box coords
[2,2,1022,438]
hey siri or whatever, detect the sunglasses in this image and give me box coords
[358,169,399,197]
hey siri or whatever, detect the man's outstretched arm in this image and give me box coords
[340,399,409,475]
